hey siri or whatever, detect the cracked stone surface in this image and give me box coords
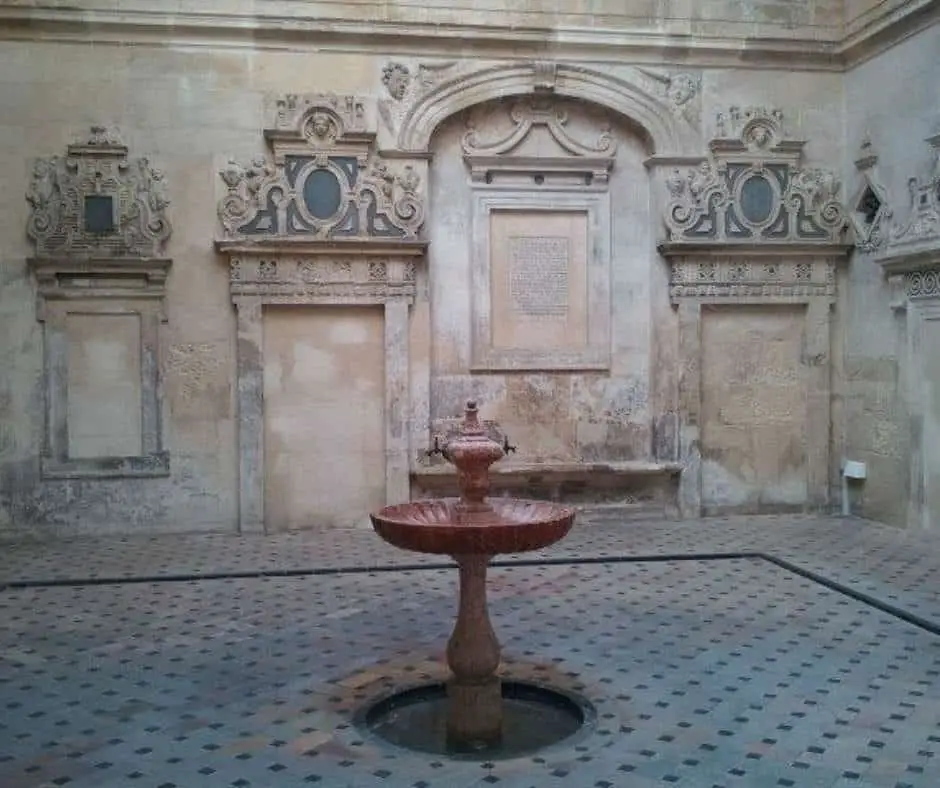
[0,515,938,787]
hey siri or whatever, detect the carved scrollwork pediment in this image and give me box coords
[460,98,617,185]
[877,131,940,298]
[661,108,849,248]
[216,93,426,251]
[26,125,171,259]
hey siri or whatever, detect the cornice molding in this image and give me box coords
[0,2,934,70]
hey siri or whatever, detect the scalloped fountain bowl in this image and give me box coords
[361,401,585,758]
[370,497,575,556]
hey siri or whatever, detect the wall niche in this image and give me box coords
[26,126,173,479]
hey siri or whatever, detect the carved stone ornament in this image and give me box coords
[877,131,940,299]
[26,126,172,481]
[379,60,698,158]
[26,125,171,258]
[661,108,848,247]
[216,93,425,248]
[637,68,701,127]
[849,137,891,253]
[461,98,617,184]
[382,62,412,101]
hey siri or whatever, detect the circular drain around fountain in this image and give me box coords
[356,680,595,759]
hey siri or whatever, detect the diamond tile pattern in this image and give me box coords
[0,516,938,787]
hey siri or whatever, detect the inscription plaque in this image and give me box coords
[508,236,569,318]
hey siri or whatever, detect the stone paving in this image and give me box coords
[0,515,938,787]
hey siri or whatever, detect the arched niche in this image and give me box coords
[414,93,682,517]
[388,62,700,160]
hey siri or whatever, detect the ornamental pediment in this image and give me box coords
[661,107,848,249]
[216,93,426,253]
[26,125,171,259]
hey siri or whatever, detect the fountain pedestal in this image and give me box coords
[446,553,501,748]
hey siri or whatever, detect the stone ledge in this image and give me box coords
[413,461,681,478]
[411,461,682,517]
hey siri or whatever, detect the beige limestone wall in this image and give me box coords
[0,0,845,42]
[0,13,934,533]
[700,305,809,513]
[65,313,143,459]
[426,100,657,464]
[841,21,940,525]
[0,40,382,534]
[262,306,385,531]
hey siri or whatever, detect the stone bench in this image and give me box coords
[410,460,682,521]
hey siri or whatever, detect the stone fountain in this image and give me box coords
[367,401,579,755]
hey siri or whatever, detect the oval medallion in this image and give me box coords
[739,174,775,224]
[303,168,342,220]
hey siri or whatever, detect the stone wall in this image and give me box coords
[0,4,937,534]
[0,0,846,41]
[841,21,940,525]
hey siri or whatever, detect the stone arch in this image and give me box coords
[396,62,698,157]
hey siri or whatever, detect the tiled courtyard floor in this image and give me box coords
[0,515,938,787]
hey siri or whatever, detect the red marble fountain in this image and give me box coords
[370,401,576,751]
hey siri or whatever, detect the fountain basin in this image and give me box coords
[357,680,594,758]
[370,497,575,556]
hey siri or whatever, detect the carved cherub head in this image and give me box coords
[310,112,332,140]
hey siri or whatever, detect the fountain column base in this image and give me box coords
[446,676,502,750]
[445,553,502,750]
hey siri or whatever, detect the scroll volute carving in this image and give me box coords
[460,98,617,185]
[26,125,171,259]
[216,93,425,246]
[662,107,848,246]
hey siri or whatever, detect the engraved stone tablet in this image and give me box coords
[508,236,569,318]
[488,210,589,353]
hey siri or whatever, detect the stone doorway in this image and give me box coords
[262,306,386,531]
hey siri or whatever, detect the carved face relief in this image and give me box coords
[382,63,411,101]
[310,113,332,140]
[667,74,696,107]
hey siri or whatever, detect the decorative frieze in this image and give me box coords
[226,255,417,302]
[662,108,848,247]
[906,267,940,299]
[668,257,836,300]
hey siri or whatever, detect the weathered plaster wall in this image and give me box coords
[0,41,382,535]
[426,100,657,464]
[700,305,809,513]
[262,306,385,531]
[841,21,940,525]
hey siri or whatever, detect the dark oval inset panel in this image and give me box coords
[740,174,775,224]
[303,168,342,220]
